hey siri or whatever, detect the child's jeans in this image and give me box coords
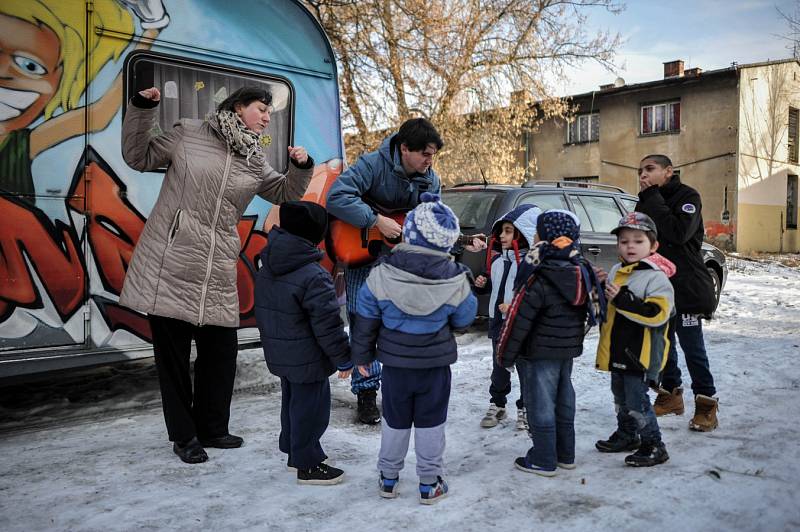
[489,340,524,409]
[378,366,451,485]
[517,358,575,471]
[611,372,661,444]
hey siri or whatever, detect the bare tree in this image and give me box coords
[740,62,792,186]
[305,0,622,184]
[777,1,800,59]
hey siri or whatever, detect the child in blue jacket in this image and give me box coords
[351,193,477,505]
[255,201,353,486]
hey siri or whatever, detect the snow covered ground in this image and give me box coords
[1,256,799,531]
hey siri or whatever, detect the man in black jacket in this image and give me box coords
[635,155,719,432]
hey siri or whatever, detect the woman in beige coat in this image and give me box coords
[121,86,313,463]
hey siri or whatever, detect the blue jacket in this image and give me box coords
[326,135,441,228]
[255,227,352,383]
[351,244,477,369]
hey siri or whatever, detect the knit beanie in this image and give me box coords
[279,200,328,244]
[536,209,581,244]
[402,192,460,252]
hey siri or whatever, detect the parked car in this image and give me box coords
[443,181,727,316]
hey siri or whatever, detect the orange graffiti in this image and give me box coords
[236,216,268,321]
[0,196,85,321]
[705,220,735,238]
[68,147,146,295]
[2,148,330,341]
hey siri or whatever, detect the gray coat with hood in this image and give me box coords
[119,102,312,327]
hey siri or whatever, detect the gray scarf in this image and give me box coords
[214,110,262,165]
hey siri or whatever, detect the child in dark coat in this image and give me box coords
[499,209,603,476]
[255,201,353,485]
[351,193,477,504]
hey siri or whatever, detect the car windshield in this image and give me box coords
[442,190,502,230]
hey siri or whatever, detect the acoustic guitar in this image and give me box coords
[327,204,484,267]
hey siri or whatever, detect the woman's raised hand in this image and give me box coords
[288,145,308,165]
[138,87,161,101]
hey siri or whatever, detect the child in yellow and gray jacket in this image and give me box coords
[595,212,675,467]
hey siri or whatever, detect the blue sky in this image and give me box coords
[558,0,796,95]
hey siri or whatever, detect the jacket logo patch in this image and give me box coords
[681,203,697,214]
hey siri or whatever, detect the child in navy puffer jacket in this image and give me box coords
[351,193,477,505]
[255,201,353,486]
[500,209,604,477]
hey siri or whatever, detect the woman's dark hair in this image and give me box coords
[395,118,444,151]
[641,154,673,168]
[216,86,272,112]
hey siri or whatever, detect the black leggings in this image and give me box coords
[148,315,238,442]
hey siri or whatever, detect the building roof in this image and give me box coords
[566,58,799,101]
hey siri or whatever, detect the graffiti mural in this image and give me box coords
[0,0,343,369]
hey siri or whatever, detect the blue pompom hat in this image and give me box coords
[402,192,460,252]
[536,209,581,243]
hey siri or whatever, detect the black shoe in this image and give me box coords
[297,463,345,485]
[625,441,669,467]
[173,437,208,464]
[595,431,641,453]
[198,433,244,449]
[357,389,381,425]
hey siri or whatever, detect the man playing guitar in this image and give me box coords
[326,118,444,424]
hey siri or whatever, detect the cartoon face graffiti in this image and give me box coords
[0,13,63,134]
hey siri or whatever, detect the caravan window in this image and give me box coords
[126,53,293,172]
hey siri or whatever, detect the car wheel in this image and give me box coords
[707,266,721,308]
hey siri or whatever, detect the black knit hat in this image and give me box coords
[279,201,328,244]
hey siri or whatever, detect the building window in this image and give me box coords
[788,108,798,164]
[126,52,293,172]
[567,113,599,143]
[641,101,680,135]
[563,176,599,183]
[788,174,798,229]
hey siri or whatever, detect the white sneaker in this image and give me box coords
[516,407,529,431]
[480,404,506,428]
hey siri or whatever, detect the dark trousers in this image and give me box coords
[489,340,524,409]
[148,315,238,443]
[663,314,716,397]
[279,377,331,470]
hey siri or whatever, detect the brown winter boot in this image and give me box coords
[654,386,684,416]
[689,395,719,432]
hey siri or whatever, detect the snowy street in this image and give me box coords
[1,256,799,531]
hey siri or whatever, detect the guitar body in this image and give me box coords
[328,213,407,267]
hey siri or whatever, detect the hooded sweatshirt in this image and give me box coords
[350,243,477,369]
[480,204,541,338]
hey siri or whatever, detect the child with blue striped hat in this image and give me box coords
[350,192,477,504]
[497,209,604,476]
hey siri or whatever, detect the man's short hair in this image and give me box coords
[395,118,444,152]
[641,154,673,168]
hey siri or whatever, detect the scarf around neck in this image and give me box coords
[214,110,262,165]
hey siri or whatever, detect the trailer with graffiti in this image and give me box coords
[0,0,343,377]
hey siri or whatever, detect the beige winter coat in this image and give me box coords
[119,102,312,327]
